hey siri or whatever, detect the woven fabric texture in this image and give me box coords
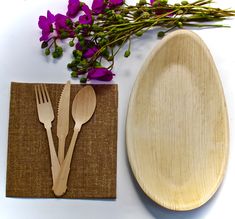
[6,82,118,198]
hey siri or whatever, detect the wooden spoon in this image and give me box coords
[53,85,96,196]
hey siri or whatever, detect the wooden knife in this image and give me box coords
[57,81,71,164]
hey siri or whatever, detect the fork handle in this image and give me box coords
[45,126,60,186]
[53,125,81,196]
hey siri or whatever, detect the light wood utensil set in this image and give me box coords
[35,82,96,197]
[34,30,229,211]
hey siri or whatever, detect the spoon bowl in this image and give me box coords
[72,85,97,126]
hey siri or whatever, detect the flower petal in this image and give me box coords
[83,47,98,58]
[66,0,81,18]
[109,0,124,7]
[92,0,107,14]
[87,67,114,81]
[79,4,93,24]
[38,16,48,29]
[47,10,55,22]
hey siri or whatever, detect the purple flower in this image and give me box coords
[75,41,98,58]
[66,0,81,18]
[79,4,93,25]
[87,67,114,81]
[55,13,74,37]
[92,0,107,14]
[75,39,90,51]
[75,41,83,50]
[55,14,69,30]
[38,10,55,41]
[150,0,174,16]
[109,0,124,7]
[84,46,98,58]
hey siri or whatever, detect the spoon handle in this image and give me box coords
[53,126,80,197]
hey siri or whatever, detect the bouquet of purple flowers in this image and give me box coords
[38,0,235,82]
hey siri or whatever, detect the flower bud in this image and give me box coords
[116,14,123,20]
[41,41,48,49]
[45,48,50,56]
[135,31,144,37]
[107,56,114,61]
[80,41,86,48]
[82,24,90,29]
[160,0,168,5]
[97,32,105,38]
[123,8,129,14]
[73,50,82,58]
[60,31,69,39]
[72,59,78,65]
[71,66,78,71]
[157,31,165,38]
[153,1,160,7]
[99,38,108,46]
[67,63,73,69]
[142,12,150,19]
[94,61,102,67]
[102,49,110,58]
[92,24,101,32]
[181,1,188,5]
[52,51,58,58]
[124,50,131,57]
[71,71,78,77]
[139,0,147,5]
[97,14,103,19]
[80,77,87,83]
[75,25,82,33]
[78,34,84,41]
[66,19,73,27]
[80,59,88,67]
[133,10,142,18]
[69,41,75,47]
[177,21,183,28]
[53,46,63,58]
[55,46,63,55]
[177,10,184,15]
[106,10,114,16]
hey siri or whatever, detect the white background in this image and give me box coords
[1,0,235,218]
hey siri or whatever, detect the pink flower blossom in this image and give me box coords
[38,10,55,41]
[66,0,81,18]
[79,4,93,25]
[92,0,107,14]
[87,67,114,81]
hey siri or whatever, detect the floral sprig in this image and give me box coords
[38,0,235,82]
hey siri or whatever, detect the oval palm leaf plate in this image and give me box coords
[126,30,229,211]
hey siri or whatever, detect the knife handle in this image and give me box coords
[58,137,66,165]
[53,126,80,196]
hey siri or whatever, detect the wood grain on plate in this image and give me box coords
[126,30,229,211]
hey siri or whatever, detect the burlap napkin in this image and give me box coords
[6,82,118,198]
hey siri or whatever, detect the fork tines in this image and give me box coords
[35,84,50,104]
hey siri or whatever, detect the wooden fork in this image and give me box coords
[34,84,60,186]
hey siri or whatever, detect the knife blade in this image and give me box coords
[57,81,71,164]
